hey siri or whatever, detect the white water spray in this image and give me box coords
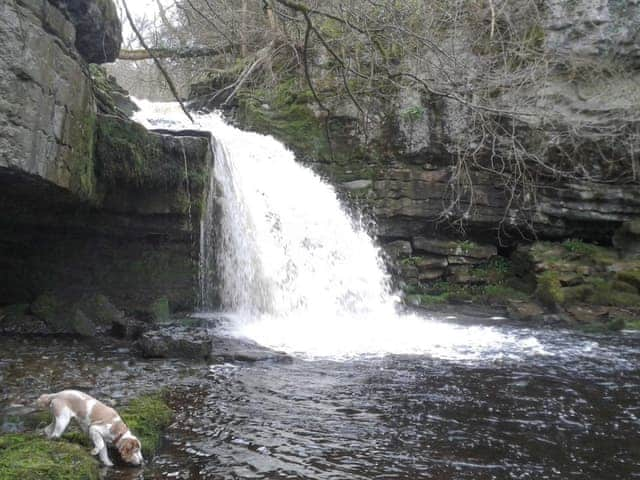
[134,101,547,360]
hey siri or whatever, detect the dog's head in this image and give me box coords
[117,437,143,465]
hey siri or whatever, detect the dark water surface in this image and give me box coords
[1,321,639,480]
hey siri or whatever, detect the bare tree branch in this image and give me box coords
[121,0,194,123]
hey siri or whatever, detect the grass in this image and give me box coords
[0,434,99,480]
[119,392,173,458]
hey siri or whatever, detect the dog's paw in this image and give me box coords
[90,447,100,456]
[102,460,114,467]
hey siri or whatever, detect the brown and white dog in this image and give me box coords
[37,390,143,467]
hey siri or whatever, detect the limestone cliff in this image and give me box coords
[221,0,640,326]
[0,0,211,333]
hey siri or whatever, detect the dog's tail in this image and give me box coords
[36,393,54,409]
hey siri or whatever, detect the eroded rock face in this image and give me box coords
[0,0,97,201]
[49,0,122,63]
[0,0,214,320]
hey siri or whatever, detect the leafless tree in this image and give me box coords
[114,0,640,235]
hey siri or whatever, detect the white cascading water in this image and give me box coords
[134,100,547,360]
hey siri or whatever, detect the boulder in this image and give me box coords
[30,293,97,337]
[76,293,125,327]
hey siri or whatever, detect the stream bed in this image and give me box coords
[1,318,639,480]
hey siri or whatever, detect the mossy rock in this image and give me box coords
[405,293,449,307]
[150,297,170,323]
[0,434,99,480]
[585,278,640,307]
[482,285,529,304]
[120,393,172,458]
[563,284,596,304]
[535,271,564,308]
[616,270,640,291]
[624,318,640,330]
[30,293,97,337]
[579,317,627,333]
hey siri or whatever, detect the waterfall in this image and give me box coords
[134,100,545,360]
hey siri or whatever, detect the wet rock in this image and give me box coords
[138,327,212,360]
[417,268,446,282]
[566,305,610,324]
[382,240,412,259]
[76,294,125,328]
[90,64,138,118]
[613,220,640,258]
[341,179,372,191]
[447,255,487,265]
[111,316,150,340]
[209,336,291,363]
[30,293,97,337]
[414,255,448,269]
[448,265,480,284]
[506,300,545,322]
[412,237,496,259]
[68,309,97,337]
[138,327,291,363]
[0,304,48,335]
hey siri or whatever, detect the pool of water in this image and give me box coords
[1,318,639,480]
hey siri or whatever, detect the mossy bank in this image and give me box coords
[0,392,172,479]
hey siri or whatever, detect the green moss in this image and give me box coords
[483,285,529,303]
[624,318,640,330]
[579,317,626,333]
[237,80,330,162]
[563,239,599,256]
[0,434,99,480]
[95,116,163,188]
[535,271,565,307]
[64,84,97,203]
[400,105,426,122]
[586,278,640,307]
[120,393,172,458]
[616,270,640,290]
[406,293,449,306]
[612,280,638,294]
[150,297,170,323]
[563,284,595,303]
[471,257,512,284]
